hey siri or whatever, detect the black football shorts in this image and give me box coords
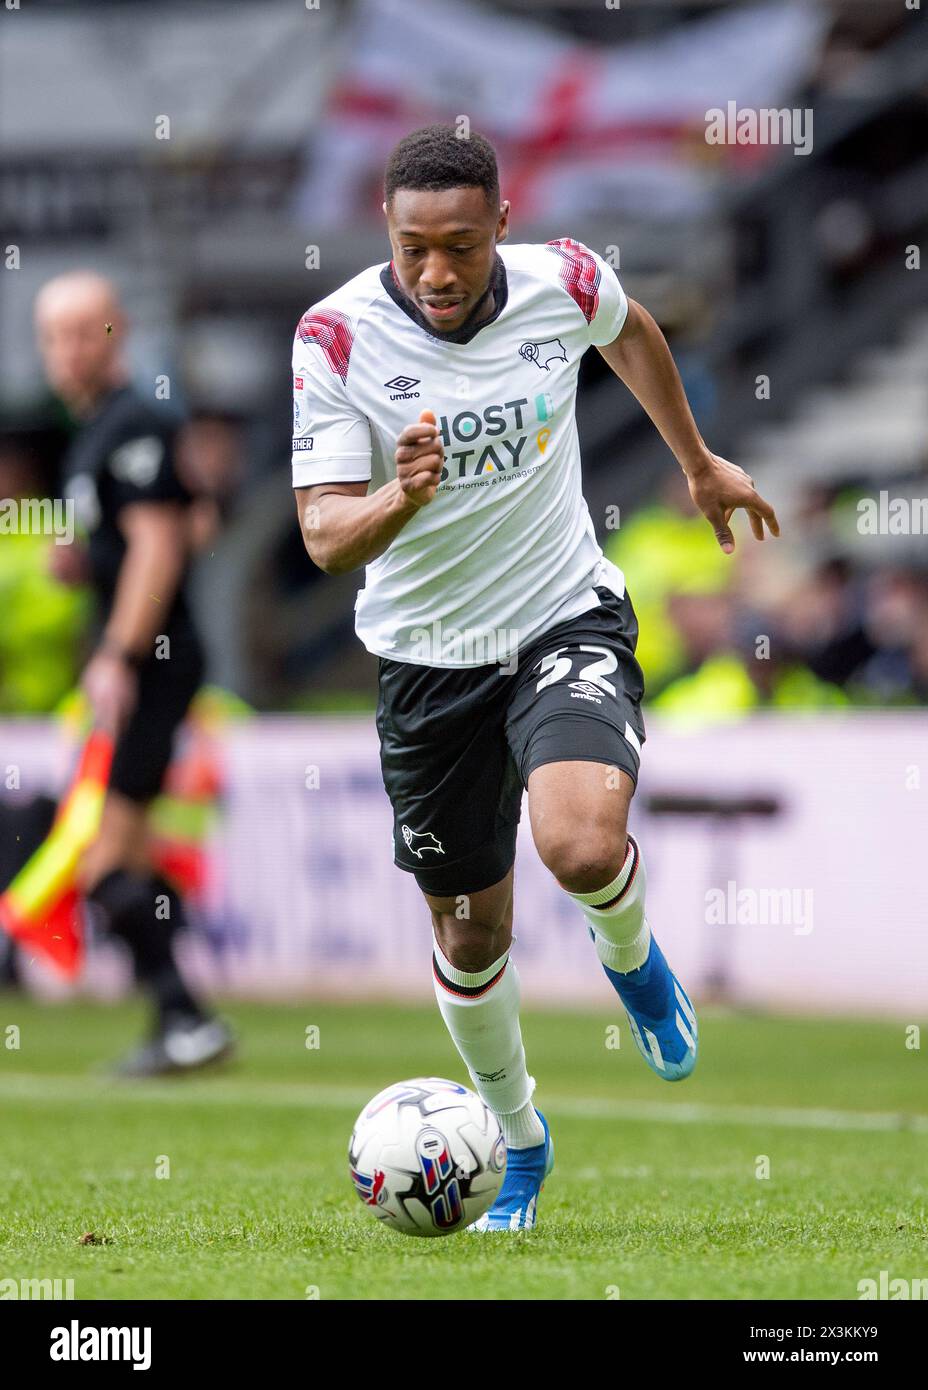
[375,585,646,896]
[108,623,205,803]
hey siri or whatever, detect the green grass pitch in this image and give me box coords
[0,998,925,1300]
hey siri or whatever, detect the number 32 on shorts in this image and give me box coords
[533,644,618,698]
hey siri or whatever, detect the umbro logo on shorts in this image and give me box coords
[401,825,444,857]
[569,680,603,703]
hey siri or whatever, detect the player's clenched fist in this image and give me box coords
[395,409,443,508]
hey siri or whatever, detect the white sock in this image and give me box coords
[432,938,546,1149]
[563,833,651,974]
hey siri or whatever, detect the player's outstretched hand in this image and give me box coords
[686,452,780,553]
[395,410,443,509]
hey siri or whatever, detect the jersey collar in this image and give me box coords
[380,254,508,345]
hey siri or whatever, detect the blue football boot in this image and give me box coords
[603,931,698,1082]
[468,1111,554,1231]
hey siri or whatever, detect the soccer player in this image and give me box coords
[34,271,233,1076]
[293,127,779,1229]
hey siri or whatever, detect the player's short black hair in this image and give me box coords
[384,125,500,208]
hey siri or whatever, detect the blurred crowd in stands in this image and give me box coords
[0,0,925,718]
[603,467,928,720]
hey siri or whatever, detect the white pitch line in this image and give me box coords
[0,1074,925,1135]
[551,1095,928,1134]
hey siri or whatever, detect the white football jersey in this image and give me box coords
[291,239,628,667]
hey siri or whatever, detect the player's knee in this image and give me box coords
[432,907,512,974]
[538,831,627,896]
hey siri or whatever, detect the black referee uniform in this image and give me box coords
[60,384,231,1075]
[62,383,204,795]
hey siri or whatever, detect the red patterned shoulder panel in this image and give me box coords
[545,239,601,325]
[297,309,354,383]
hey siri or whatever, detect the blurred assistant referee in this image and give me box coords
[34,271,233,1076]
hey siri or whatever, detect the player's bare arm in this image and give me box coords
[83,501,187,733]
[295,411,442,575]
[597,297,780,554]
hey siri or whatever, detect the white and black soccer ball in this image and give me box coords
[348,1077,506,1237]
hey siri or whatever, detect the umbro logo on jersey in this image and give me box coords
[519,338,568,371]
[384,375,421,400]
